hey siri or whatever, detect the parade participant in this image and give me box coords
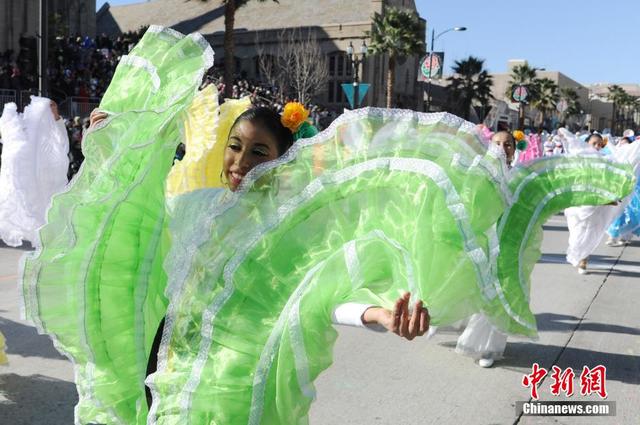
[442,128,515,368]
[517,129,543,163]
[564,131,640,273]
[553,134,564,155]
[543,134,556,156]
[453,130,637,367]
[87,88,430,351]
[20,27,635,425]
[20,27,433,424]
[144,103,430,407]
[606,182,640,246]
[607,137,640,246]
[0,97,69,247]
[491,130,515,167]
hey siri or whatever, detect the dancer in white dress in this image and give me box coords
[564,132,640,273]
[0,96,69,247]
[454,131,514,367]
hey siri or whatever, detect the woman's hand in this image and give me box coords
[89,108,108,129]
[362,292,429,340]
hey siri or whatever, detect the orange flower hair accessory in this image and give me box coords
[281,102,310,133]
[512,130,526,142]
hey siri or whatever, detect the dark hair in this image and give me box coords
[586,133,603,144]
[493,130,515,145]
[228,107,294,156]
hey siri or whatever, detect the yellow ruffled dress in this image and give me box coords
[165,84,251,198]
[0,330,7,365]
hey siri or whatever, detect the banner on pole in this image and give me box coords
[556,99,568,113]
[418,52,444,81]
[512,85,529,103]
[341,83,371,109]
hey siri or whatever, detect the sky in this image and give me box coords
[415,0,640,84]
[96,0,640,85]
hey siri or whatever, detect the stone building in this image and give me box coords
[97,0,426,110]
[0,0,96,53]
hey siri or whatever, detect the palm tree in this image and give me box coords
[530,77,558,129]
[506,64,540,129]
[620,93,638,130]
[195,0,279,99]
[368,7,425,108]
[558,87,582,121]
[446,56,493,121]
[608,85,629,133]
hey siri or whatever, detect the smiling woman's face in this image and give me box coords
[223,120,280,191]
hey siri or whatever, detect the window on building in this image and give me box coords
[326,52,352,105]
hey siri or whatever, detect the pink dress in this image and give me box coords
[517,133,543,163]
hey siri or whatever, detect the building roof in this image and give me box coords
[98,0,382,36]
[589,83,640,97]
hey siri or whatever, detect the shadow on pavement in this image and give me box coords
[542,224,568,232]
[0,317,66,360]
[585,268,640,278]
[535,312,640,336]
[501,342,640,385]
[0,240,34,251]
[0,373,77,425]
[538,253,618,265]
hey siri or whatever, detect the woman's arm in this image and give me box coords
[332,292,429,341]
[331,302,376,328]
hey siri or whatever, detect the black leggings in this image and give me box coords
[145,317,165,409]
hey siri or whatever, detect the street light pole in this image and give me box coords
[426,29,435,112]
[425,26,466,112]
[38,0,48,97]
[516,66,545,129]
[347,40,367,109]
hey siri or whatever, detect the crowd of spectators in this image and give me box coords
[0,29,146,101]
[2,29,337,128]
[202,68,336,129]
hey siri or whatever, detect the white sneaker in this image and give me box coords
[578,267,588,275]
[608,238,625,247]
[479,358,494,368]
